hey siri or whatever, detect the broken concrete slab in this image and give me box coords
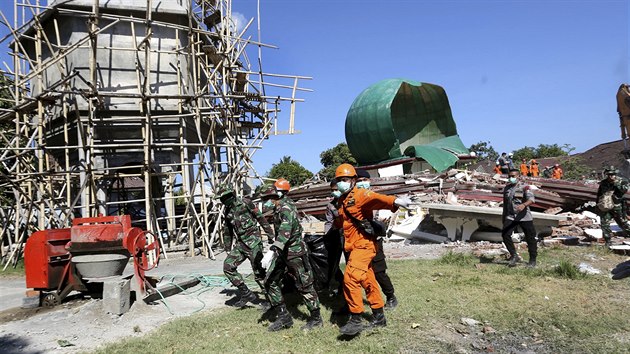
[416,203,568,242]
[544,207,563,214]
[609,245,630,256]
[584,229,603,240]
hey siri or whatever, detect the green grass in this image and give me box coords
[95,246,630,353]
[0,258,24,277]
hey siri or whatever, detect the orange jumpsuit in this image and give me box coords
[520,163,529,176]
[337,187,396,314]
[530,164,539,177]
[493,166,501,174]
[552,167,563,179]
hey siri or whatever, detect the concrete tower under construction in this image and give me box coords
[0,0,308,265]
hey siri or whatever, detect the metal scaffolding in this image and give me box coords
[0,0,309,268]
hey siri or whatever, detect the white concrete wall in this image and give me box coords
[31,13,191,111]
[49,0,190,15]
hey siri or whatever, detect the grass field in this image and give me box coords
[95,245,630,353]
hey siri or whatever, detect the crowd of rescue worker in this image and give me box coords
[213,160,630,335]
[494,152,563,179]
[214,163,410,335]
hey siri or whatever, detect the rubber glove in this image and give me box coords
[394,196,413,209]
[261,249,276,270]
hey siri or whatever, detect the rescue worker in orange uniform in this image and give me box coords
[552,164,563,179]
[519,159,529,176]
[529,159,539,177]
[493,163,501,175]
[333,163,411,336]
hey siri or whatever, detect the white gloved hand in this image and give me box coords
[261,249,276,270]
[394,196,413,209]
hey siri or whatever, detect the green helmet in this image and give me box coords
[214,184,234,200]
[257,184,277,199]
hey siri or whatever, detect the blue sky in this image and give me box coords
[1,0,628,177]
[250,0,630,175]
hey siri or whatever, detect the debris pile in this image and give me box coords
[296,169,621,246]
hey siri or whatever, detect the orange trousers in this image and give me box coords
[343,241,384,313]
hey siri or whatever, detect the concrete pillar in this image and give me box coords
[461,219,479,242]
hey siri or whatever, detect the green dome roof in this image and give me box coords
[345,78,465,167]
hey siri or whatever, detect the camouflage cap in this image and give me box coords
[214,184,234,199]
[604,166,619,175]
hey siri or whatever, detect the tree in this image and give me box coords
[561,155,591,181]
[511,144,572,163]
[535,143,570,158]
[512,146,537,163]
[317,143,357,180]
[467,141,498,163]
[267,156,313,187]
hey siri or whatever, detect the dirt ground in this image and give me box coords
[0,241,453,354]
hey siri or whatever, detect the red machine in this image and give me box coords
[24,215,160,307]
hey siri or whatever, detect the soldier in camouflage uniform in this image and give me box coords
[215,184,275,307]
[597,166,630,246]
[260,179,322,332]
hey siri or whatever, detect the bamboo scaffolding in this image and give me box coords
[0,0,308,267]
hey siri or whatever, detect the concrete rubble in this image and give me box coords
[297,169,623,248]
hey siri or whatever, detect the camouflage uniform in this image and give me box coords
[223,196,274,290]
[597,176,630,243]
[265,195,320,312]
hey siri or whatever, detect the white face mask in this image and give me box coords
[263,200,275,210]
[331,190,342,198]
[336,181,352,194]
[356,181,370,189]
[508,177,518,184]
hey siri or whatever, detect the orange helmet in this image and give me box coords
[335,163,357,178]
[274,178,290,191]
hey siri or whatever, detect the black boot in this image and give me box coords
[384,294,398,310]
[258,300,271,311]
[507,253,522,267]
[526,258,537,268]
[233,284,256,308]
[369,307,387,328]
[300,308,323,331]
[339,313,364,336]
[268,304,293,331]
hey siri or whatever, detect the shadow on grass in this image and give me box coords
[337,333,360,341]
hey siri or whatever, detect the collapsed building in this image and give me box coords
[295,169,617,249]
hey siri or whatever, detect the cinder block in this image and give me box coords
[103,278,131,315]
[21,294,40,309]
